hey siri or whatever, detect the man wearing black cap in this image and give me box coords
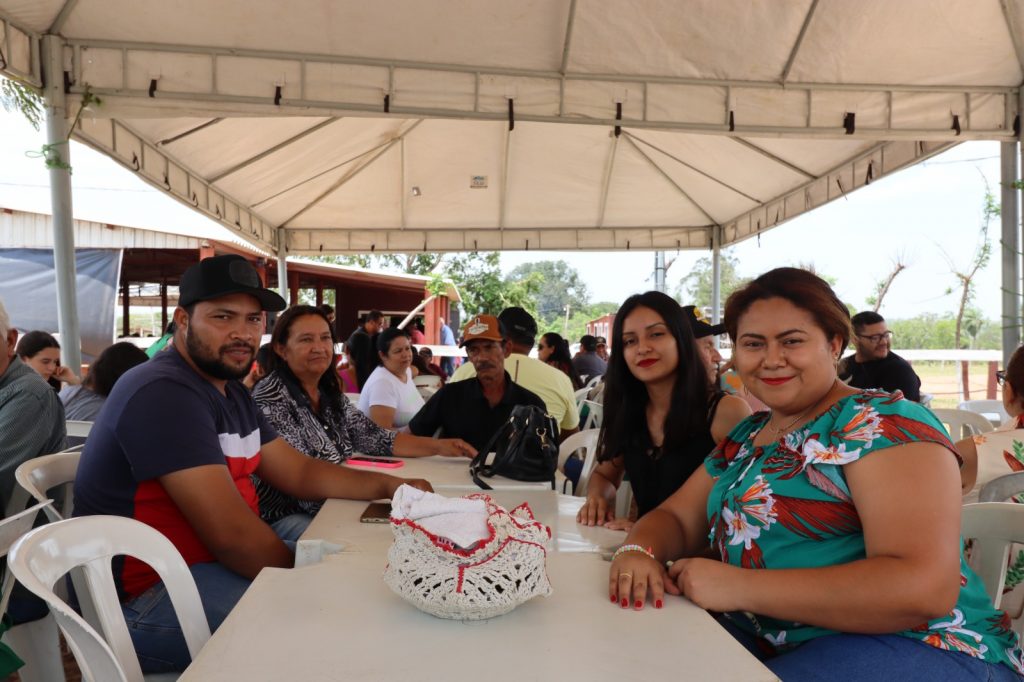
[572,334,607,382]
[449,307,579,442]
[681,304,726,384]
[74,255,431,674]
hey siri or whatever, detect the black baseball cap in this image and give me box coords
[179,255,286,311]
[681,305,725,338]
[498,307,538,339]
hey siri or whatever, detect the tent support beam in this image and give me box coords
[42,34,82,376]
[711,225,722,345]
[626,131,762,203]
[559,0,578,74]
[596,134,619,228]
[207,117,340,183]
[998,0,1024,77]
[623,135,718,224]
[277,228,289,302]
[780,0,820,84]
[499,124,512,228]
[730,138,816,179]
[47,0,80,34]
[278,120,423,228]
[1001,140,1021,368]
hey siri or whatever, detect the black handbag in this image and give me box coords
[470,405,560,490]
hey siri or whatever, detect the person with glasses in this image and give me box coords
[838,311,922,401]
[357,327,426,429]
[408,315,546,452]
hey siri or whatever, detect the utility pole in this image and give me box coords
[654,251,666,293]
[563,304,571,333]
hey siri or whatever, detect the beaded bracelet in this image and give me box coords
[611,544,655,562]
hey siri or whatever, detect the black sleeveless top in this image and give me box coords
[622,392,724,517]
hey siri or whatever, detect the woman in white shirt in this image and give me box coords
[358,327,425,429]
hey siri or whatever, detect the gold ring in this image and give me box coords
[619,572,633,579]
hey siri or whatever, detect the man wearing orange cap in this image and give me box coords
[408,314,546,452]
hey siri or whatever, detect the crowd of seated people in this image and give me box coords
[6,256,1024,680]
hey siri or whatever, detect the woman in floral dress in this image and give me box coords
[608,268,1023,680]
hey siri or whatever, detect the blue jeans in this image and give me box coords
[718,613,1023,681]
[124,513,311,673]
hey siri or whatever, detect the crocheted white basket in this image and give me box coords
[383,494,552,620]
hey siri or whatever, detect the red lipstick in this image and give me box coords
[637,359,657,368]
[760,377,793,386]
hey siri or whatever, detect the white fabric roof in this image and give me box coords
[1,0,1021,254]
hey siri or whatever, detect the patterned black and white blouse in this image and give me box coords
[251,370,397,522]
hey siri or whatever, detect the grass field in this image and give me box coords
[914,361,1001,409]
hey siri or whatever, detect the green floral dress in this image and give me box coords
[704,390,1024,675]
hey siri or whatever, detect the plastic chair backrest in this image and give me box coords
[930,408,994,440]
[15,451,81,523]
[958,400,1011,428]
[584,375,602,390]
[961,503,1024,621]
[979,472,1024,503]
[0,500,53,617]
[573,388,590,409]
[8,516,211,682]
[65,421,93,438]
[413,374,442,389]
[557,430,600,496]
[581,400,604,431]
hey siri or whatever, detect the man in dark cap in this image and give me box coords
[449,307,579,441]
[74,255,431,674]
[681,304,726,384]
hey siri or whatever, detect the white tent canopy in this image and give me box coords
[2,0,1021,255]
[1,0,1022,371]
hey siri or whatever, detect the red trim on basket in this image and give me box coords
[389,497,550,556]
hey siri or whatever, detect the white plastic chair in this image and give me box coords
[344,392,361,404]
[930,408,994,440]
[14,451,81,523]
[0,500,66,682]
[9,516,212,682]
[962,503,1024,631]
[557,430,600,496]
[580,400,604,431]
[65,421,93,438]
[979,472,1024,503]
[583,375,602,390]
[958,400,1011,428]
[413,375,442,390]
[573,388,590,409]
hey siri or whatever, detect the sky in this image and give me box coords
[0,107,1013,321]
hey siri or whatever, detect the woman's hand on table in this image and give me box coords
[668,557,743,612]
[603,518,634,532]
[434,438,478,458]
[577,494,616,526]
[609,552,669,610]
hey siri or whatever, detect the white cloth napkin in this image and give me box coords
[390,484,490,548]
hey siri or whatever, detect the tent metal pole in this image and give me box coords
[42,34,82,375]
[711,226,722,348]
[276,227,289,302]
[1001,141,1021,367]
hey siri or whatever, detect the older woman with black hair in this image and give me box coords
[578,291,750,529]
[607,269,1023,681]
[59,341,149,420]
[358,327,425,429]
[252,306,474,524]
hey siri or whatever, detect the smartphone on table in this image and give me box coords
[346,456,404,469]
[360,502,392,524]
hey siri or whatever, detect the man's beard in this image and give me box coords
[186,326,254,381]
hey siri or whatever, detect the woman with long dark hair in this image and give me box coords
[538,331,583,390]
[252,306,475,523]
[358,327,425,429]
[60,341,149,420]
[17,330,80,391]
[577,291,750,529]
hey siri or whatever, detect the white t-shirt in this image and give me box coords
[357,366,425,428]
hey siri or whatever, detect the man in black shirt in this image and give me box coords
[409,314,546,452]
[839,311,922,401]
[345,309,384,389]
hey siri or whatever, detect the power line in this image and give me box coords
[0,181,156,193]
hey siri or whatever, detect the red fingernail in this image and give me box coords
[620,598,628,607]
[634,600,642,609]
[655,599,663,609]
[610,594,617,603]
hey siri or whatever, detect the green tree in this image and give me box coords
[505,260,590,326]
[676,251,749,309]
[0,76,43,130]
[444,252,542,317]
[945,182,995,351]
